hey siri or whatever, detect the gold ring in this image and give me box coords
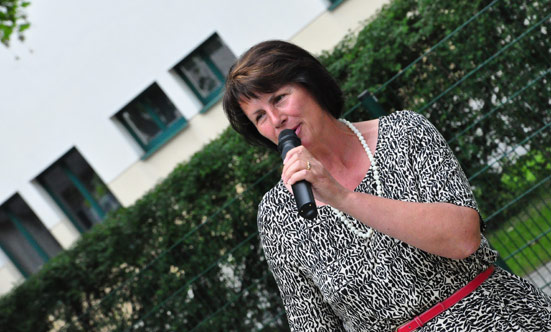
[306,161,311,170]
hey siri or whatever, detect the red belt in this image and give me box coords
[396,265,495,332]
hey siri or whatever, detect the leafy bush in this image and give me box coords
[319,0,551,228]
[0,0,31,46]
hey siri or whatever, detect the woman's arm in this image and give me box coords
[285,161,481,259]
[258,199,346,331]
[333,193,481,260]
[282,111,481,260]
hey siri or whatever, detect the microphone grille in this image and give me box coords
[278,129,300,153]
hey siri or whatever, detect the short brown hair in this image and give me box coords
[223,40,344,150]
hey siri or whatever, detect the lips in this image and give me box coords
[294,124,302,137]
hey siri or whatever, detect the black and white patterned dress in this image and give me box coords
[258,111,551,331]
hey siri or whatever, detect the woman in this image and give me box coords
[223,40,551,331]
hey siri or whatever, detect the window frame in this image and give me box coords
[0,195,62,278]
[36,148,120,233]
[172,33,235,113]
[115,83,188,159]
[327,0,344,11]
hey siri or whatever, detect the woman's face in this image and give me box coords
[239,83,326,147]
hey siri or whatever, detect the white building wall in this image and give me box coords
[0,0,389,295]
[0,0,328,203]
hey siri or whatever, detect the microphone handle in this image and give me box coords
[277,129,317,220]
[291,180,317,220]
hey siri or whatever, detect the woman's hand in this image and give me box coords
[281,145,350,206]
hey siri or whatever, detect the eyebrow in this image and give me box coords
[246,88,286,119]
[251,93,277,117]
[267,93,278,104]
[248,105,266,121]
[251,109,263,118]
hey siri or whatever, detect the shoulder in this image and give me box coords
[380,110,443,141]
[350,110,426,133]
[351,117,379,133]
[257,180,293,235]
[382,110,430,128]
[258,180,289,215]
[257,181,298,260]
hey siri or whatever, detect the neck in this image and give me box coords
[306,117,360,173]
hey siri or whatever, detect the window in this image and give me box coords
[0,194,62,277]
[115,83,187,158]
[173,33,236,109]
[37,148,120,233]
[327,0,344,11]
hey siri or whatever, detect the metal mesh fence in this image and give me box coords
[52,0,550,330]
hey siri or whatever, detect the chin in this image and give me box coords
[300,138,312,148]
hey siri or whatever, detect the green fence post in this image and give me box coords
[493,250,513,273]
[358,90,387,118]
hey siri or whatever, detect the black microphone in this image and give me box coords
[278,129,318,220]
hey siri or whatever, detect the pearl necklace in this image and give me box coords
[329,119,383,240]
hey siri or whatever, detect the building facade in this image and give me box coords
[0,0,388,295]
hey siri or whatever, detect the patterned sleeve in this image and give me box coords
[403,111,479,212]
[257,197,346,331]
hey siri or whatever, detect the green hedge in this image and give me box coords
[0,128,285,331]
[318,0,551,227]
[1,0,549,330]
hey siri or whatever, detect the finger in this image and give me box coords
[283,159,314,185]
[282,146,308,175]
[283,145,308,165]
[282,156,302,183]
[286,169,313,186]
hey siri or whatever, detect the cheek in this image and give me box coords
[258,124,277,142]
[287,100,303,116]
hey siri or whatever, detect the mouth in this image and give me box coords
[293,124,302,137]
[276,124,302,144]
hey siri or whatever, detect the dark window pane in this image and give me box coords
[63,150,120,214]
[40,164,97,231]
[5,195,62,259]
[145,85,181,126]
[121,105,161,144]
[204,36,235,77]
[38,149,120,232]
[0,209,44,275]
[173,33,236,104]
[179,54,222,99]
[119,84,182,146]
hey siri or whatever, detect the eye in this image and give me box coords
[274,93,287,105]
[255,112,265,123]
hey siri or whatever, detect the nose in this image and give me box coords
[267,106,286,129]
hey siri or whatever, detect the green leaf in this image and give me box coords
[18,22,29,32]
